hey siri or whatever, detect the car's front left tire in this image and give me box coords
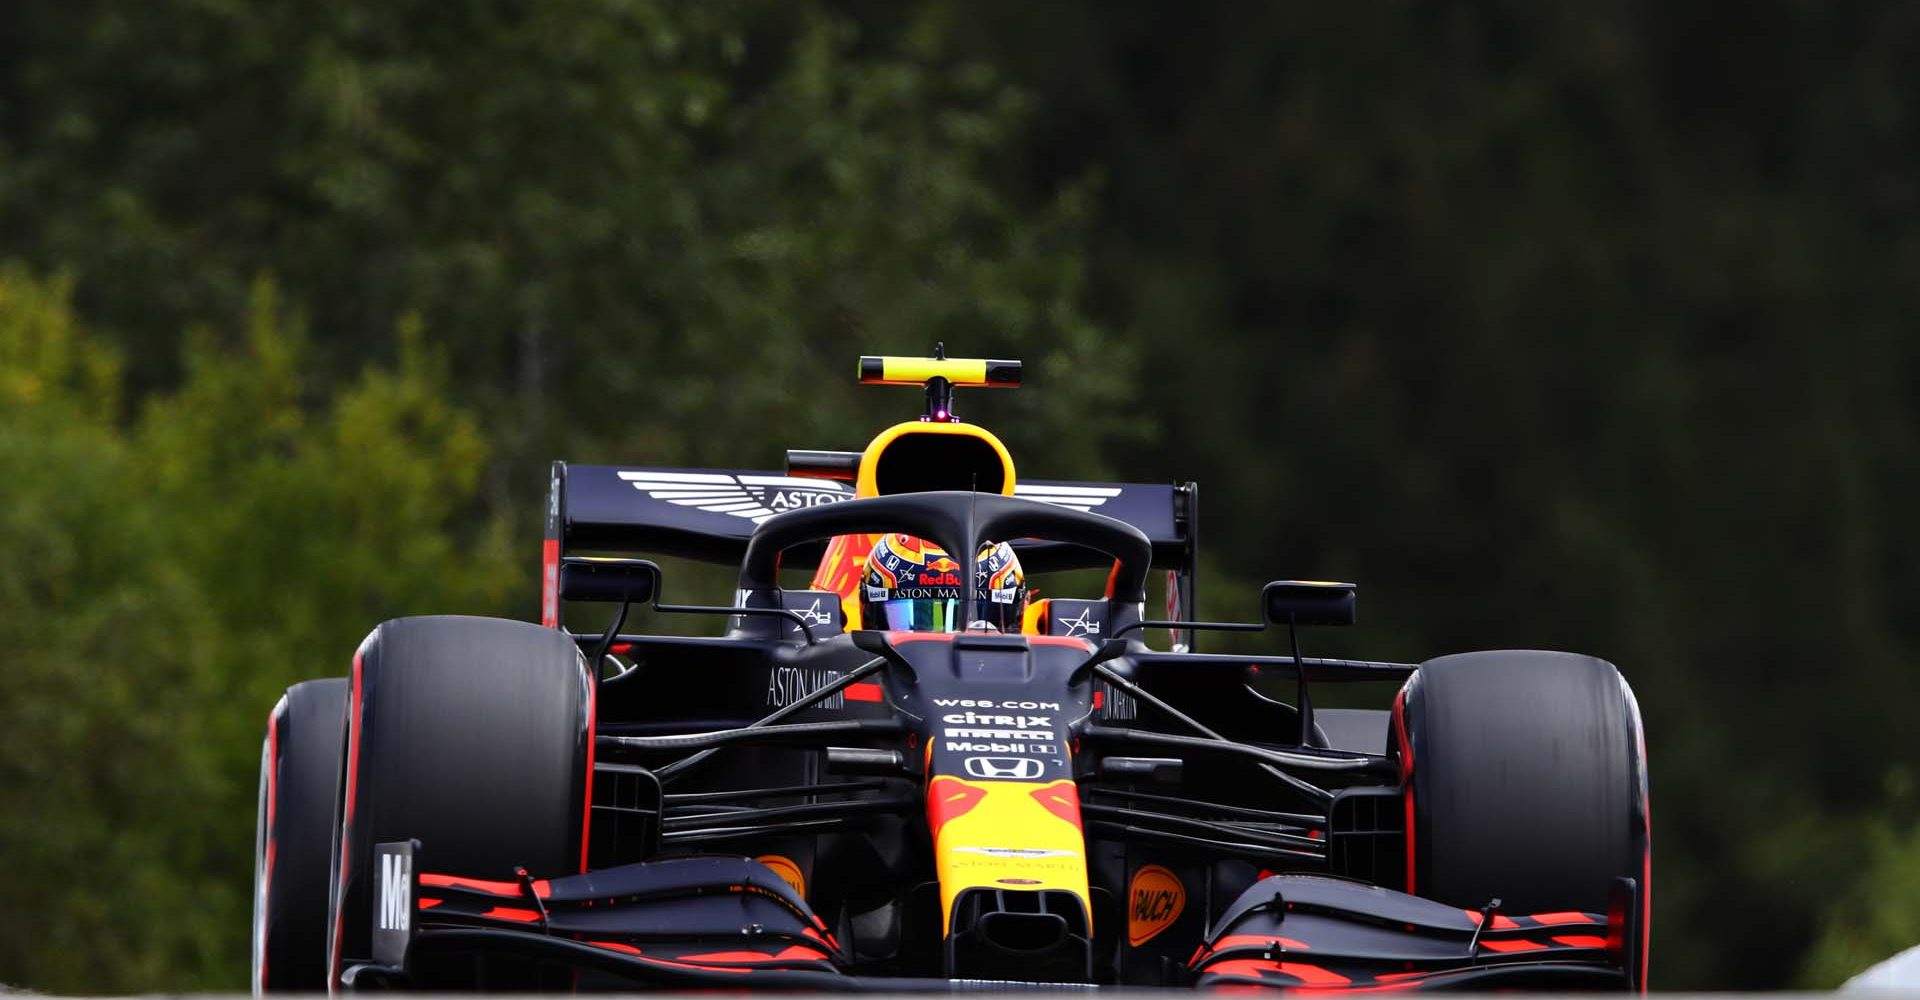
[325,615,593,989]
[1394,648,1651,988]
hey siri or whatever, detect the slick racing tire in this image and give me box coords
[1395,650,1649,916]
[326,616,593,986]
[255,678,348,993]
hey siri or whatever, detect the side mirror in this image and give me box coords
[560,557,660,605]
[1264,580,1356,626]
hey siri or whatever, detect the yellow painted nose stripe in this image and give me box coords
[926,776,1091,935]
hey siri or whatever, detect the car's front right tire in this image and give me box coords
[254,677,348,994]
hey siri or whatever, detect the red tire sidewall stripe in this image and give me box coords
[1392,684,1415,895]
[580,658,596,873]
[259,706,280,991]
[1619,673,1652,991]
[1637,708,1653,991]
[329,647,366,993]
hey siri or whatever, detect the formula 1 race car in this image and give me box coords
[253,350,1651,993]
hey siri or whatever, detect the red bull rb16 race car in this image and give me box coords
[253,350,1651,993]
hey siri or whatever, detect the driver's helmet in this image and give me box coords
[859,533,1028,633]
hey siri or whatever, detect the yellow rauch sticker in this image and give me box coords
[1127,864,1185,946]
[754,854,806,898]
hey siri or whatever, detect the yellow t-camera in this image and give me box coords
[857,355,1022,388]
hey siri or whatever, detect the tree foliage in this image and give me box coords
[0,0,1138,477]
[0,269,513,991]
[2,0,1918,990]
[1803,807,1920,987]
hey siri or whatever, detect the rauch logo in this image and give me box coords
[1127,864,1185,946]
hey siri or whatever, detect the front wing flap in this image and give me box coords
[356,846,845,988]
[1189,874,1639,990]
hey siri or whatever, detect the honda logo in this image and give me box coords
[964,756,1044,780]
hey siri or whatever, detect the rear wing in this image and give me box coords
[542,462,1200,638]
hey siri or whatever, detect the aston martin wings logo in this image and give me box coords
[1014,483,1124,512]
[617,471,852,523]
[615,473,1118,521]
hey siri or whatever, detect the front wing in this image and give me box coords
[352,843,1639,991]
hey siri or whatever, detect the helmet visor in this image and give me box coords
[871,597,962,633]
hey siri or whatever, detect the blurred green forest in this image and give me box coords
[3,0,1918,990]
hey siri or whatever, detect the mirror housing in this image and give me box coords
[560,557,660,605]
[1264,580,1356,626]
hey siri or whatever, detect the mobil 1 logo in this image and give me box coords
[371,839,419,966]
